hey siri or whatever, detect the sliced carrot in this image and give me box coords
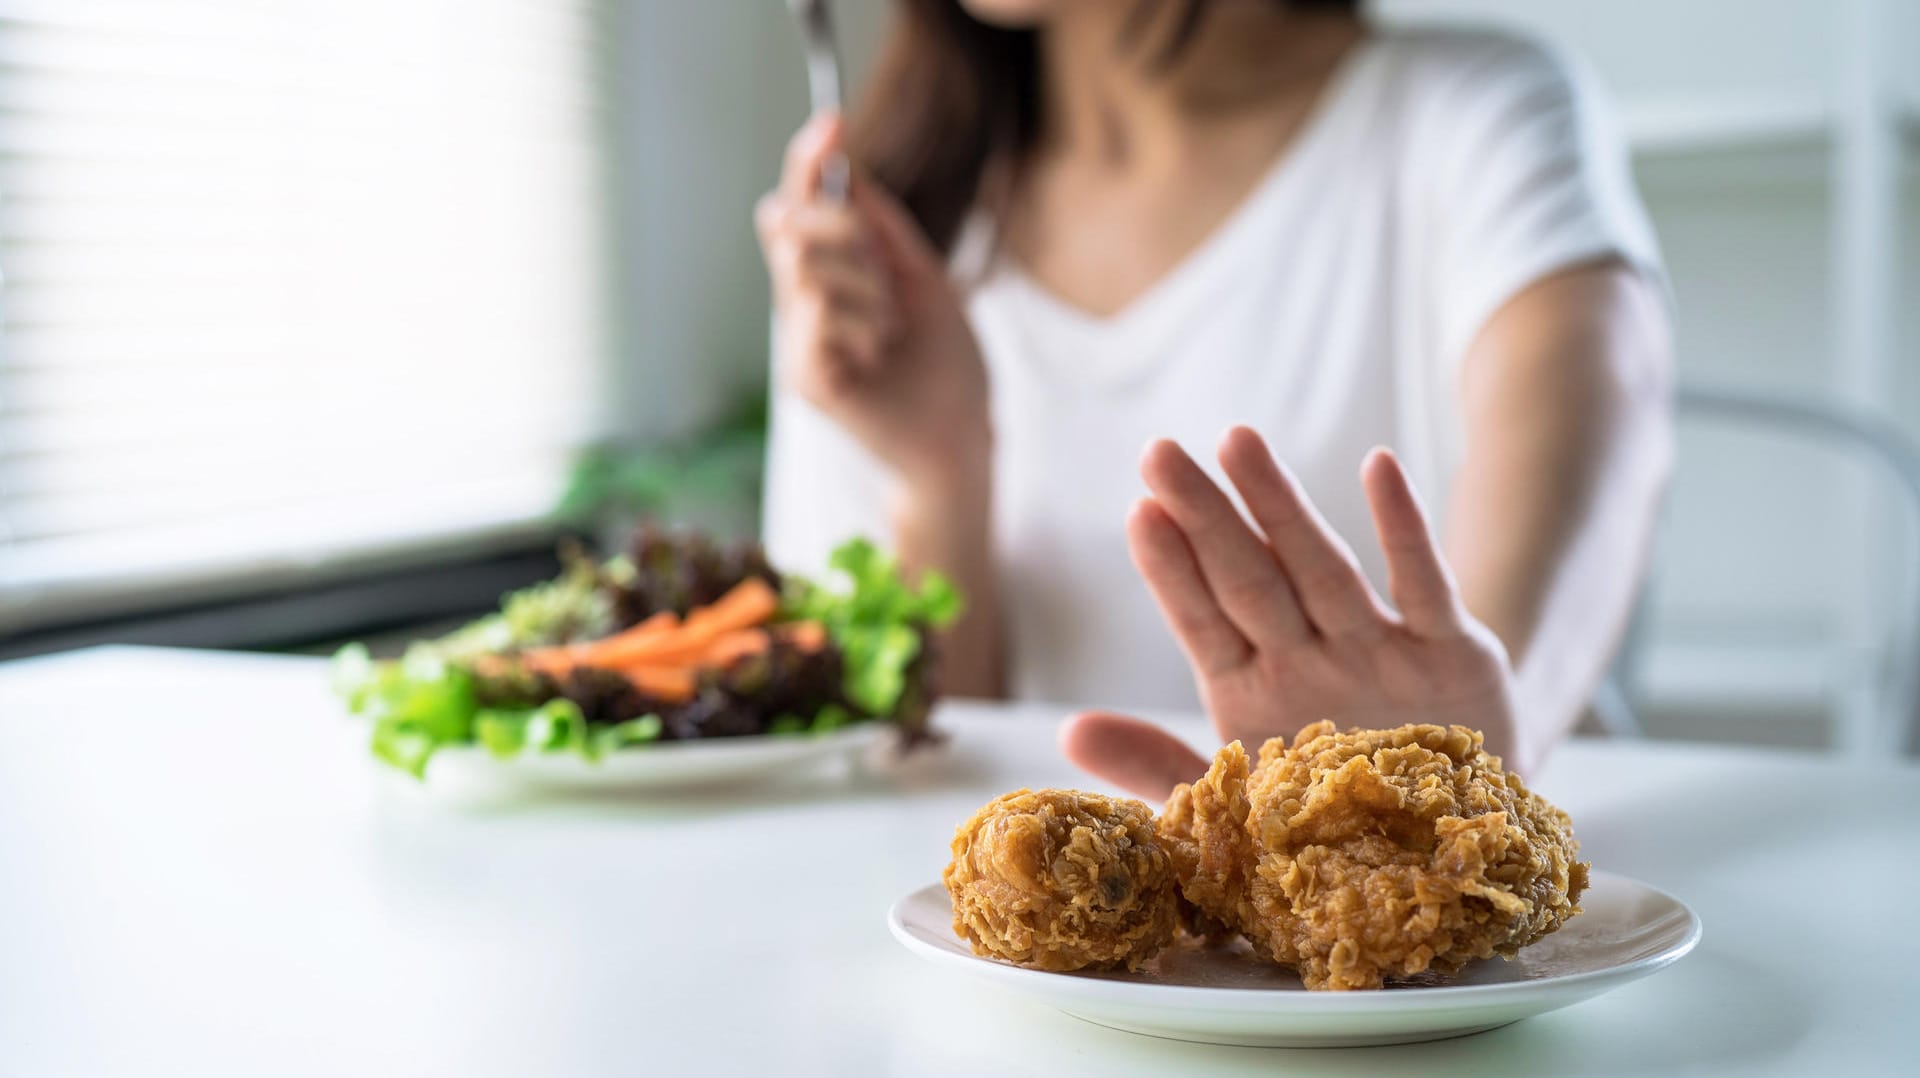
[511,647,589,677]
[607,578,781,666]
[515,610,679,673]
[484,578,785,699]
[516,654,566,676]
[779,620,828,654]
[681,577,780,637]
[578,610,681,666]
[615,631,756,668]
[618,664,697,702]
[702,628,773,667]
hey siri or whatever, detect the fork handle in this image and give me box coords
[818,149,851,204]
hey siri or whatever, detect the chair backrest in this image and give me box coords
[1646,384,1920,758]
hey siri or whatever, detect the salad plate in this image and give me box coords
[414,722,884,794]
[333,531,960,791]
[888,869,1700,1048]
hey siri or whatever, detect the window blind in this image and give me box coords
[0,0,610,631]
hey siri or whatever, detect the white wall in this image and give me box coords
[1377,0,1841,103]
[607,2,805,441]
[605,1,891,444]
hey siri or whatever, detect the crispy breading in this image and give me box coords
[944,788,1179,972]
[1159,721,1589,990]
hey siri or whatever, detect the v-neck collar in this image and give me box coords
[994,34,1380,339]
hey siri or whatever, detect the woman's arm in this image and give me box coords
[1445,260,1673,772]
[756,113,1006,698]
[894,455,1004,699]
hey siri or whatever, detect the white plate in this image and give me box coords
[889,869,1700,1048]
[418,724,884,795]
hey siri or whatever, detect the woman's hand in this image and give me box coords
[755,113,991,494]
[758,113,1005,697]
[1060,427,1520,802]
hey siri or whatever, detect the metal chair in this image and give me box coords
[1598,382,1920,759]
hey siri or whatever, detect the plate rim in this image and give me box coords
[423,720,883,765]
[887,868,1702,1011]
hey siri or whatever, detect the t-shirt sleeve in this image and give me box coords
[1422,34,1664,368]
[759,322,895,577]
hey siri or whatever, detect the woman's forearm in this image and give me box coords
[892,455,1006,699]
[1445,263,1674,773]
[1455,391,1669,772]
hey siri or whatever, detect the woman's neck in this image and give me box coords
[1037,4,1363,170]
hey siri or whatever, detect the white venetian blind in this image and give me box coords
[0,0,609,630]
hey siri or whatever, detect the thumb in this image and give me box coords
[778,110,845,205]
[1059,711,1211,804]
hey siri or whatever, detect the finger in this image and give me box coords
[1217,425,1385,637]
[1140,439,1310,648]
[783,294,888,383]
[1059,712,1210,804]
[791,254,893,322]
[766,235,892,324]
[753,192,783,245]
[813,288,893,371]
[1361,447,1462,635]
[763,201,871,276]
[826,313,889,374]
[849,163,943,284]
[765,204,892,304]
[778,111,843,205]
[1127,499,1254,675]
[793,345,861,401]
[778,200,871,253]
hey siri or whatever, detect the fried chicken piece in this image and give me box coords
[944,788,1179,972]
[1159,721,1589,990]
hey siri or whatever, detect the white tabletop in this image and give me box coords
[1,647,1914,1077]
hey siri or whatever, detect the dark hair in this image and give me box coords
[848,0,1361,255]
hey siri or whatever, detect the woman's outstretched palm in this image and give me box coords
[1060,428,1518,802]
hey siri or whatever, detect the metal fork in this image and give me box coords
[786,0,851,203]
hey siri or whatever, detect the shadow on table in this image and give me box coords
[894,945,1808,1077]
[1571,762,1853,882]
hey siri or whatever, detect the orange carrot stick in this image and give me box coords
[516,610,678,672]
[488,578,783,693]
[606,578,781,665]
[578,610,681,666]
[779,620,827,654]
[681,577,780,636]
[618,664,697,701]
[701,628,772,667]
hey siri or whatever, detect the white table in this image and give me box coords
[1,647,1914,1077]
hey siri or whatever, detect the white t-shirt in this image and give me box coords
[763,27,1662,713]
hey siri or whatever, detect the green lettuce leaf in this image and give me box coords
[594,715,665,754]
[475,710,531,759]
[422,556,614,664]
[782,538,964,719]
[334,646,649,778]
[812,703,856,733]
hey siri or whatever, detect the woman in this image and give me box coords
[756,0,1672,799]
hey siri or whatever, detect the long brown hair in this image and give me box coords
[848,0,1362,255]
